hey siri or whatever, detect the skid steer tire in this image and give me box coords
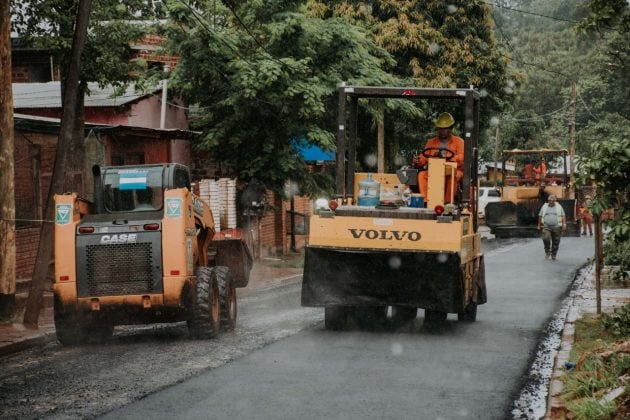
[54,296,88,346]
[188,266,221,339]
[216,266,237,331]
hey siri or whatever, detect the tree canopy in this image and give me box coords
[166,0,401,195]
[166,0,512,193]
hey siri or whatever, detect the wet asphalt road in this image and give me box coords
[89,235,593,420]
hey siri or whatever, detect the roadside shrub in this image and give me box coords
[602,304,630,336]
[566,398,616,420]
[603,240,630,282]
[562,310,630,419]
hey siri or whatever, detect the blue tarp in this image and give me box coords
[293,142,335,163]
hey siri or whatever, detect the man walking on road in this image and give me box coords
[537,194,567,260]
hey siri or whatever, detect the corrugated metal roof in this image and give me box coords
[12,82,157,108]
[13,113,198,139]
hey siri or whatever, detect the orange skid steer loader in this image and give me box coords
[53,163,252,345]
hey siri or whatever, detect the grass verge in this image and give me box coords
[560,304,630,419]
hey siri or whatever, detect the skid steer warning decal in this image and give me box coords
[166,198,182,218]
[55,204,72,225]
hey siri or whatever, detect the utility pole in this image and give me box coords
[160,64,169,129]
[0,0,17,321]
[568,81,577,198]
[493,122,500,188]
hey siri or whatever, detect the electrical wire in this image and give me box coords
[576,90,599,119]
[500,104,572,122]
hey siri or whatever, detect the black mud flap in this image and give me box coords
[301,247,463,313]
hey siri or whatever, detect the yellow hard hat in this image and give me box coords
[435,112,455,128]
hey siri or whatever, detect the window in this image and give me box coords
[102,167,164,212]
[488,189,501,197]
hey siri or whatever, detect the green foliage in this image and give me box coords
[10,0,164,86]
[566,398,617,420]
[563,310,630,419]
[168,0,399,194]
[602,304,630,336]
[306,0,514,168]
[576,136,630,247]
[491,0,629,167]
[602,241,630,282]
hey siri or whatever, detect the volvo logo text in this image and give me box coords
[348,229,421,241]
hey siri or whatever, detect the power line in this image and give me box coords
[576,90,599,119]
[500,53,574,80]
[481,0,580,25]
[501,103,572,122]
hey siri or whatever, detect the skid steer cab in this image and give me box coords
[53,163,252,345]
[301,86,487,331]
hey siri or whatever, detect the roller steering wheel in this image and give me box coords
[421,147,456,160]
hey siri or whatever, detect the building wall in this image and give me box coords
[11,64,31,83]
[128,95,188,130]
[105,137,170,165]
[84,108,130,126]
[15,228,40,279]
[14,131,58,280]
[169,139,191,165]
[16,96,187,130]
[257,192,312,256]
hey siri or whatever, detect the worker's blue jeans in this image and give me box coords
[542,226,562,257]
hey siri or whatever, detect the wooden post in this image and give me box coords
[568,82,577,198]
[594,214,602,314]
[493,124,500,188]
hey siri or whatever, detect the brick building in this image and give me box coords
[6,35,322,319]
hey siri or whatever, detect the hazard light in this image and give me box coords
[328,199,339,211]
[434,205,445,215]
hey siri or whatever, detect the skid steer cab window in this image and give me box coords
[103,167,164,212]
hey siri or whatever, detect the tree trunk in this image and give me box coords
[0,0,17,321]
[23,0,93,327]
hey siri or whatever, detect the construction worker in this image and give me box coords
[534,159,547,185]
[578,197,593,236]
[537,194,567,260]
[414,112,464,204]
[522,160,534,183]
